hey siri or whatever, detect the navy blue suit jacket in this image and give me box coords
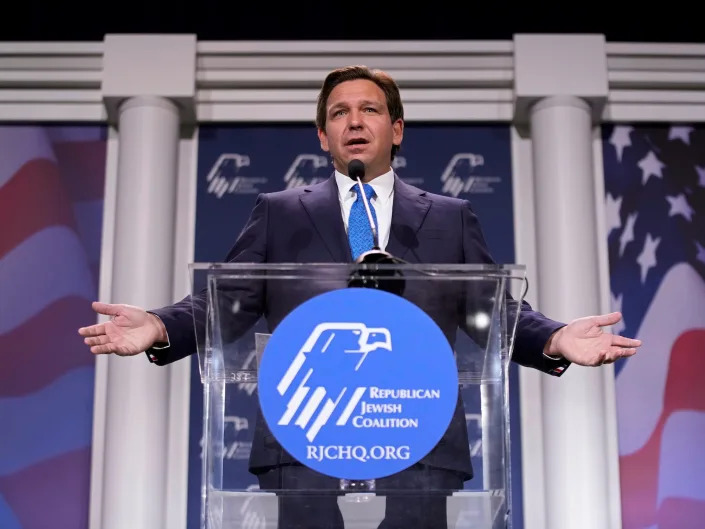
[149,174,569,480]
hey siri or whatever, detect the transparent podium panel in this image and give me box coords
[190,263,526,529]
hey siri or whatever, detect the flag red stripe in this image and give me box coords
[0,447,90,529]
[52,140,107,202]
[657,498,705,529]
[663,330,705,411]
[0,159,76,259]
[0,296,96,397]
[618,329,705,529]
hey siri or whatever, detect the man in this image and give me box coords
[79,65,641,528]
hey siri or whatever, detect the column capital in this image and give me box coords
[513,34,608,125]
[102,34,197,124]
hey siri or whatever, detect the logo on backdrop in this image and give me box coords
[440,153,500,197]
[283,154,331,189]
[258,288,458,480]
[393,155,425,186]
[392,156,407,170]
[281,154,415,189]
[204,415,252,461]
[206,153,268,197]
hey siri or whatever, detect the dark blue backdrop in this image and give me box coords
[187,123,524,528]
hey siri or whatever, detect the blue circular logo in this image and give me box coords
[258,287,458,479]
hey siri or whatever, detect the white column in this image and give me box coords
[94,35,197,529]
[513,34,615,529]
[529,95,611,529]
[101,96,181,529]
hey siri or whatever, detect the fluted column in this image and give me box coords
[100,95,180,529]
[530,95,612,529]
[93,34,197,529]
[513,34,617,529]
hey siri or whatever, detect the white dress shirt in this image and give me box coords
[334,168,394,251]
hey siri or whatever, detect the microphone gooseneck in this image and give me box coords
[346,159,380,251]
[345,159,406,295]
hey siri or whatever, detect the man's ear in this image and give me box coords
[317,128,329,152]
[392,119,404,147]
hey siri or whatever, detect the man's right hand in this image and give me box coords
[78,301,168,356]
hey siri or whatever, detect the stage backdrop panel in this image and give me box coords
[602,124,705,529]
[0,125,107,529]
[189,123,524,528]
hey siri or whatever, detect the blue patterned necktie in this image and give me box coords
[348,183,378,260]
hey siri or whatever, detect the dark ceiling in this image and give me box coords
[3,2,701,43]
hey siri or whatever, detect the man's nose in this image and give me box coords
[347,111,363,129]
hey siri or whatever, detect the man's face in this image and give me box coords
[318,79,403,180]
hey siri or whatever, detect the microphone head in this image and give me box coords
[347,159,365,180]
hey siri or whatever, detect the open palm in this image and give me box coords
[78,302,164,356]
[549,312,641,367]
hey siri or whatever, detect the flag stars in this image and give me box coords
[637,233,661,283]
[638,151,666,185]
[696,165,705,188]
[696,242,705,266]
[620,212,638,256]
[605,192,623,234]
[666,194,695,222]
[668,126,693,145]
[609,126,634,162]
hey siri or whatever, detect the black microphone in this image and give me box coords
[345,159,405,295]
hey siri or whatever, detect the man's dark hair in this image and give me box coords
[316,65,404,159]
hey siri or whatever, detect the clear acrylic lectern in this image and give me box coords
[190,262,526,529]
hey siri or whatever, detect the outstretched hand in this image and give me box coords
[545,312,641,367]
[78,302,167,356]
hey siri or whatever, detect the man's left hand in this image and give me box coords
[544,312,641,367]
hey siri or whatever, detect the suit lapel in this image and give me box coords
[386,175,432,261]
[299,175,352,262]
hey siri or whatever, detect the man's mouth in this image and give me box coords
[346,138,369,146]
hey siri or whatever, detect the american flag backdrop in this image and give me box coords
[0,125,107,528]
[602,124,705,529]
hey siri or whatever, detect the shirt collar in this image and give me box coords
[335,167,395,205]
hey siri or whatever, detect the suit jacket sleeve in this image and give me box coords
[146,193,269,366]
[460,199,571,377]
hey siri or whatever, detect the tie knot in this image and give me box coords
[353,183,376,201]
